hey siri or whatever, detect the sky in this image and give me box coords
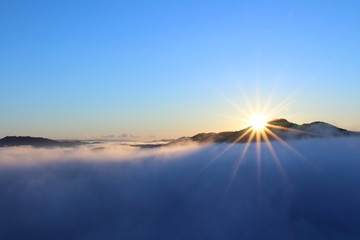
[1,0,359,139]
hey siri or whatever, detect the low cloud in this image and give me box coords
[0,137,360,239]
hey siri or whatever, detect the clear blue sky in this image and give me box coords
[1,0,359,139]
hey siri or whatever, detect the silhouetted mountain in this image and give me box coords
[165,119,360,146]
[0,136,87,148]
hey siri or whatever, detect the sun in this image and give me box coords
[191,87,311,199]
[248,114,268,130]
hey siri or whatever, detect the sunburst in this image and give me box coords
[220,92,318,196]
[184,87,318,196]
[248,114,268,130]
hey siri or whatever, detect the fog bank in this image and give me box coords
[0,137,360,239]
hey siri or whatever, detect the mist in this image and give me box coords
[0,137,360,239]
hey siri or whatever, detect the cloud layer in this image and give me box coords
[0,138,360,239]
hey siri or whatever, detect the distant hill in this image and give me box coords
[0,136,87,148]
[173,119,360,145]
[3,120,359,149]
[133,119,360,148]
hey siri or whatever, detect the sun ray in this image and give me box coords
[264,127,292,147]
[255,82,261,114]
[210,113,245,122]
[182,127,254,189]
[213,89,252,118]
[221,130,256,201]
[262,82,278,114]
[228,130,256,184]
[264,128,309,160]
[264,128,323,172]
[199,128,252,171]
[217,127,253,155]
[202,84,319,201]
[265,85,304,117]
[260,129,292,187]
[255,130,262,186]
[236,84,256,116]
[223,96,252,118]
[267,124,321,136]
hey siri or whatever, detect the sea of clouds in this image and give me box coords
[0,137,360,240]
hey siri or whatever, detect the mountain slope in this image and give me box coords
[169,119,360,145]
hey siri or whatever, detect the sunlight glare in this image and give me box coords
[249,114,268,130]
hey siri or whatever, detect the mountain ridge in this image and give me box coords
[175,119,360,144]
[136,119,358,148]
[2,119,359,148]
[0,136,87,148]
